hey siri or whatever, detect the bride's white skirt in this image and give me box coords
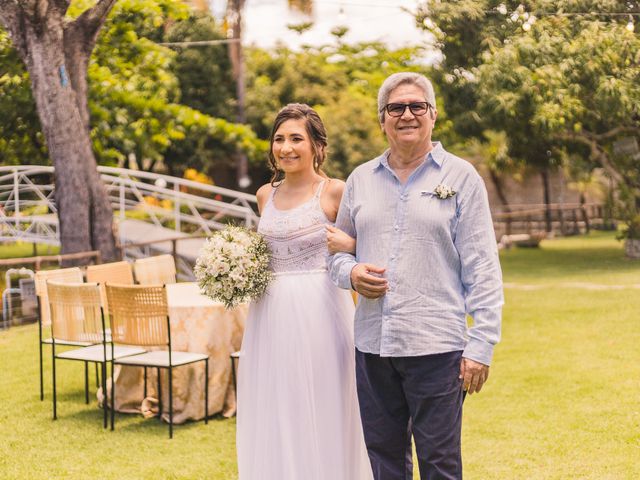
[236,271,373,480]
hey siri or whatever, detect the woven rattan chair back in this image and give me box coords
[87,261,134,284]
[133,255,177,285]
[105,284,169,346]
[86,261,134,315]
[34,268,84,327]
[47,281,104,344]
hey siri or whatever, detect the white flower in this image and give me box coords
[194,225,272,309]
[433,184,456,199]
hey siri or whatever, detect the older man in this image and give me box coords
[328,72,504,479]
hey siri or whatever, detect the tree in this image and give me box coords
[0,0,120,261]
[244,40,442,179]
[1,2,266,209]
[473,8,640,226]
[416,0,640,231]
[165,13,235,120]
[463,130,523,215]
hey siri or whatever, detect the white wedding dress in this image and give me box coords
[236,180,373,480]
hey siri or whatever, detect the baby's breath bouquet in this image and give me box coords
[195,226,272,309]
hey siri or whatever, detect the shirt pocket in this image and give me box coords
[408,193,457,245]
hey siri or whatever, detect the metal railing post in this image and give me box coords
[119,180,126,223]
[173,183,181,233]
[13,169,19,232]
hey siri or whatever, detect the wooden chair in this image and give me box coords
[47,281,145,427]
[34,267,86,401]
[86,261,134,315]
[133,254,177,285]
[105,284,209,438]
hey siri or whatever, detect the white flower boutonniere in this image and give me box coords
[433,184,456,199]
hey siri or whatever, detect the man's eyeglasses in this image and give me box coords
[381,102,433,117]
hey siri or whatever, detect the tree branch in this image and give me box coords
[51,0,70,16]
[555,131,625,185]
[584,126,640,142]
[0,0,21,31]
[24,0,49,27]
[70,0,117,52]
[0,1,29,60]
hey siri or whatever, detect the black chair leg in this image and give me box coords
[143,367,147,399]
[157,367,162,422]
[52,348,57,420]
[39,340,44,401]
[38,301,44,401]
[110,362,116,431]
[84,362,89,404]
[102,362,108,429]
[95,363,100,388]
[169,366,173,439]
[204,359,209,425]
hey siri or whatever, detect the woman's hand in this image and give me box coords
[326,225,356,254]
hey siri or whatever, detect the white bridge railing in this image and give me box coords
[0,165,259,266]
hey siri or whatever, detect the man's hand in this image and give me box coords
[350,263,387,299]
[459,357,490,395]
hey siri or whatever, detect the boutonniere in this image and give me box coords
[432,184,456,199]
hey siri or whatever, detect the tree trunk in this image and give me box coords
[541,169,552,233]
[488,170,511,234]
[226,0,250,190]
[1,2,118,264]
[579,192,590,233]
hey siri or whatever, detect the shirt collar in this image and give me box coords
[373,141,445,172]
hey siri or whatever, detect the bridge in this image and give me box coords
[0,165,259,280]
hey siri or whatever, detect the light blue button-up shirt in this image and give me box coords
[328,142,503,365]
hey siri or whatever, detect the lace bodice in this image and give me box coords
[258,181,330,274]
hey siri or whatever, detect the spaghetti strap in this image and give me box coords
[313,179,327,199]
[268,184,279,204]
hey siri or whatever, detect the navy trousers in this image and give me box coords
[355,349,465,480]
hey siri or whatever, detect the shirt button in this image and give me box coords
[394,225,399,231]
[390,254,396,260]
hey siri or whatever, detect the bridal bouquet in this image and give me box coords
[194,226,272,309]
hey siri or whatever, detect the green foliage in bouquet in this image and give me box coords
[194,226,272,309]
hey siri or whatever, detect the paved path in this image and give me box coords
[117,219,206,262]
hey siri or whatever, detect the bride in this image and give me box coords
[236,103,373,480]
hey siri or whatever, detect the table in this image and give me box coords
[100,282,247,423]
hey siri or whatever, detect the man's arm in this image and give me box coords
[455,177,504,390]
[327,178,358,290]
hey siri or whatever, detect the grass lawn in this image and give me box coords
[0,241,59,259]
[1,232,639,479]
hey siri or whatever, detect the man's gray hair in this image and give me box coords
[377,72,436,124]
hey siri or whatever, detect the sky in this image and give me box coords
[210,0,432,50]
